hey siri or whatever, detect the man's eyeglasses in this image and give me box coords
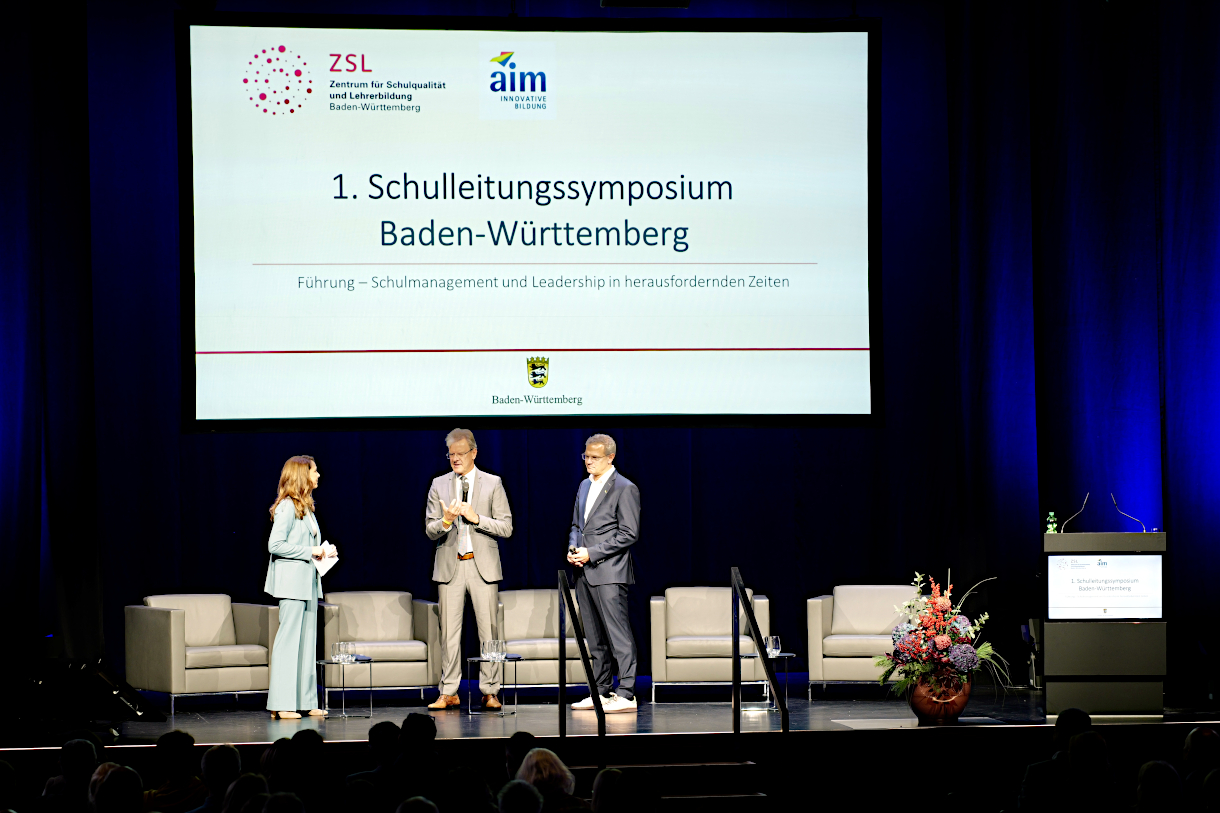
[581,454,607,462]
[446,450,475,460]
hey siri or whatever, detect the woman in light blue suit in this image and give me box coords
[265,455,337,719]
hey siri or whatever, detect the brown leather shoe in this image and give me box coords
[482,694,502,710]
[427,694,460,710]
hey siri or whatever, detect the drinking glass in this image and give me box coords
[496,640,508,662]
[331,642,342,662]
[481,641,495,661]
[764,636,781,658]
[341,642,355,663]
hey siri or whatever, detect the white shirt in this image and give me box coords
[584,466,616,523]
[449,466,478,555]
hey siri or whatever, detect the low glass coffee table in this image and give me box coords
[316,658,373,718]
[465,654,522,716]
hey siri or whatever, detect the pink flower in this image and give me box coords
[933,635,952,650]
[933,596,952,612]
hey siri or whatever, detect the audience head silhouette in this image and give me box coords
[592,768,632,813]
[201,743,242,797]
[1052,707,1092,752]
[93,765,143,813]
[155,729,198,780]
[222,773,269,813]
[367,720,401,765]
[506,731,537,780]
[239,793,271,813]
[89,762,122,804]
[1136,760,1181,812]
[60,737,99,782]
[264,791,306,813]
[516,748,577,796]
[498,778,544,813]
[400,713,438,752]
[260,738,294,793]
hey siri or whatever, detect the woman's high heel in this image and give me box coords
[270,710,302,720]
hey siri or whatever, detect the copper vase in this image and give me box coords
[908,677,971,726]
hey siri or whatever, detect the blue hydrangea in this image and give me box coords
[952,615,973,635]
[891,622,914,646]
[948,643,979,671]
[891,632,921,663]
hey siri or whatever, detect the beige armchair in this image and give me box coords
[320,591,440,703]
[496,588,586,686]
[650,587,769,702]
[125,594,278,715]
[807,584,913,696]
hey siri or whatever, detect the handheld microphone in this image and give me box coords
[462,478,469,503]
[1111,493,1146,533]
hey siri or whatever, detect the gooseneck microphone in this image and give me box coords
[1111,493,1146,533]
[1060,492,1089,534]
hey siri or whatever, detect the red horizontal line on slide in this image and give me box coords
[253,262,817,266]
[197,348,870,355]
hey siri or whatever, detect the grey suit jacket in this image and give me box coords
[426,467,513,584]
[264,499,322,601]
[568,470,640,586]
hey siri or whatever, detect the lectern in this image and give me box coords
[1042,532,1166,720]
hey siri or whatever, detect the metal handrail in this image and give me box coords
[558,570,606,764]
[731,566,789,733]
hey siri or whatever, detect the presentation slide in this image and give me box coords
[188,24,871,420]
[1047,555,1163,619]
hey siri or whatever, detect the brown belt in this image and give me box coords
[457,552,475,560]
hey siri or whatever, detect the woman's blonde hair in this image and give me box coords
[516,748,575,795]
[270,455,316,520]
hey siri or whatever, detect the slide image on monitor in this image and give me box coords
[1046,554,1163,620]
[186,23,873,421]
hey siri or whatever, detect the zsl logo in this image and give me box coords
[330,53,372,72]
[489,51,546,92]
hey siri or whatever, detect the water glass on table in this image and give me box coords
[764,636,781,658]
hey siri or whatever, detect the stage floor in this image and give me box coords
[117,685,1045,745]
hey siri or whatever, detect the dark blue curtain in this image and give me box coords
[1159,1,1220,689]
[6,4,104,659]
[8,0,1220,701]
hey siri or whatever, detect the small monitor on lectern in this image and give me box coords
[1046,554,1163,620]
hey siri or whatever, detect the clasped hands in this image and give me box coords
[441,499,479,526]
[567,547,590,566]
[311,543,338,560]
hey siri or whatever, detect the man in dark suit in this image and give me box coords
[567,433,641,713]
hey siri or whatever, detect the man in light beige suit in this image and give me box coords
[425,428,513,710]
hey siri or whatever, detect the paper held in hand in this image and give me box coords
[314,542,338,577]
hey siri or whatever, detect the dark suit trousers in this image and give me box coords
[574,573,637,699]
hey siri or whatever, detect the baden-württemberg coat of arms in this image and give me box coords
[527,357,549,388]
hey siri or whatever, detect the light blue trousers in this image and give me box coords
[268,582,319,711]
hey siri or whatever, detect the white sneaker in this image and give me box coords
[603,693,637,713]
[572,694,603,710]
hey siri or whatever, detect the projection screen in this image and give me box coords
[183,19,876,423]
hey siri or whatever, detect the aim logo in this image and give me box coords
[489,51,547,93]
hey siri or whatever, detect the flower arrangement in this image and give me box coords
[876,572,1007,697]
